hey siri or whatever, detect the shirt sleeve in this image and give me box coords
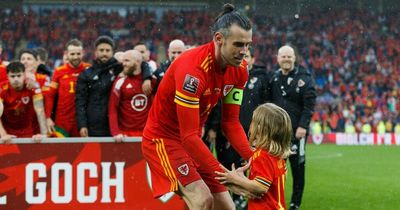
[75,71,89,130]
[108,78,124,136]
[221,65,253,160]
[251,151,275,190]
[299,75,317,129]
[174,66,222,173]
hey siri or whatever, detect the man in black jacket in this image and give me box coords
[75,36,151,137]
[152,39,185,92]
[266,45,316,210]
[240,49,269,134]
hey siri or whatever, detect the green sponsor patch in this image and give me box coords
[223,88,243,105]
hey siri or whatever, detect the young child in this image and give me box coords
[215,103,292,210]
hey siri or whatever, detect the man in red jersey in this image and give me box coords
[19,49,50,89]
[0,61,47,143]
[108,50,153,141]
[142,4,253,210]
[45,39,90,137]
[0,41,9,85]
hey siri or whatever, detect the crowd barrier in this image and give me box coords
[309,133,400,145]
[0,137,184,210]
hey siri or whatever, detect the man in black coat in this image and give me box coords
[152,39,185,93]
[266,45,316,210]
[75,36,151,137]
[240,49,269,134]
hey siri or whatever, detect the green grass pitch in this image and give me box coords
[284,144,400,210]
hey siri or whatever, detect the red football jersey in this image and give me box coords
[0,65,7,85]
[248,149,287,210]
[108,74,153,136]
[45,62,89,124]
[35,72,50,88]
[0,83,43,137]
[143,41,252,172]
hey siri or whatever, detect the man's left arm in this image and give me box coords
[32,92,48,141]
[298,75,317,130]
[221,70,253,160]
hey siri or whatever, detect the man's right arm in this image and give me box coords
[174,70,221,173]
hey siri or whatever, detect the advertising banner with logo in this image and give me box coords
[309,133,400,145]
[0,138,184,210]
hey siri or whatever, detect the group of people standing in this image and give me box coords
[0,3,316,210]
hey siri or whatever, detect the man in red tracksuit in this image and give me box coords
[142,4,253,210]
[45,39,90,137]
[108,50,153,141]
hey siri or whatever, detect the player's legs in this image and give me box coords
[177,180,213,210]
[212,191,235,210]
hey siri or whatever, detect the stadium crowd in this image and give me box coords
[1,6,400,136]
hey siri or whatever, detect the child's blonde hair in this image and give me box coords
[249,103,292,158]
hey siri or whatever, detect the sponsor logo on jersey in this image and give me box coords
[203,88,211,96]
[182,74,199,94]
[131,94,148,111]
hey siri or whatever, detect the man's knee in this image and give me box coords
[192,191,213,209]
[179,180,213,209]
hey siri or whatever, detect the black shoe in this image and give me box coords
[289,203,299,210]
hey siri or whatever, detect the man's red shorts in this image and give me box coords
[141,135,226,198]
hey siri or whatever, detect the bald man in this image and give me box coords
[266,45,316,210]
[153,39,186,92]
[108,50,154,142]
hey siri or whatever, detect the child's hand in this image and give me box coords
[215,164,244,185]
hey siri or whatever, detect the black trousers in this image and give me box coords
[288,136,306,207]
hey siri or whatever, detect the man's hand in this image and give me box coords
[80,127,88,137]
[113,134,125,142]
[46,118,56,134]
[142,80,152,95]
[32,134,45,143]
[215,163,247,185]
[25,72,37,89]
[295,127,307,140]
[1,134,16,144]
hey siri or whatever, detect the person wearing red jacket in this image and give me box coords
[108,50,153,141]
[45,39,89,137]
[0,61,47,143]
[142,4,253,210]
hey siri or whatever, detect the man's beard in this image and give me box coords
[125,65,136,76]
[12,82,23,90]
[70,59,81,68]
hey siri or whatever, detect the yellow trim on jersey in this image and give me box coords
[175,90,200,108]
[176,91,200,102]
[240,61,245,68]
[277,177,284,210]
[33,94,43,101]
[255,176,272,187]
[200,54,212,70]
[154,138,178,192]
[174,98,199,108]
[254,180,270,190]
